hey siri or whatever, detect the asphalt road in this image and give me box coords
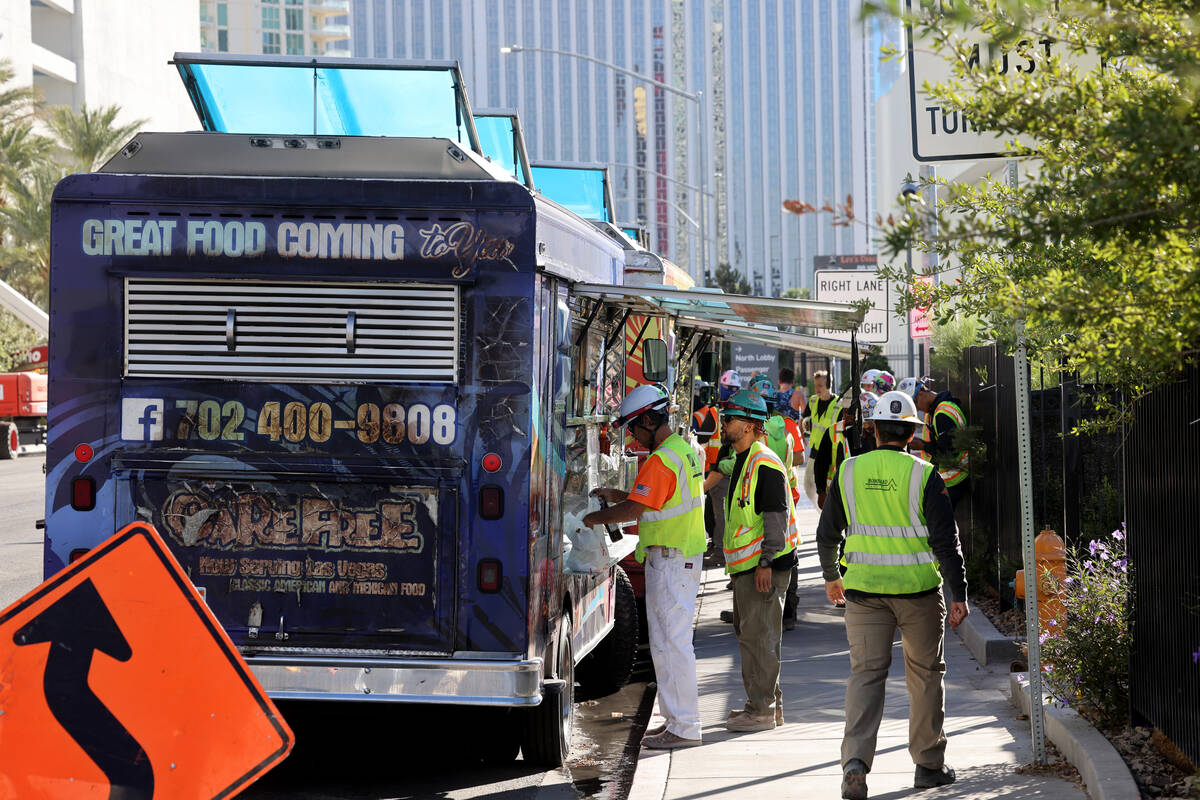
[0,453,45,610]
[0,452,653,798]
[244,651,654,800]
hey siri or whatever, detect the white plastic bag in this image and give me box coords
[563,510,611,573]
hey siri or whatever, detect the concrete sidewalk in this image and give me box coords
[629,503,1086,800]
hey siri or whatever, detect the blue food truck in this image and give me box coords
[43,55,657,766]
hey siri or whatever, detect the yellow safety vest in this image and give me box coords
[635,433,707,562]
[723,441,801,575]
[808,394,839,454]
[920,400,969,488]
[839,449,942,595]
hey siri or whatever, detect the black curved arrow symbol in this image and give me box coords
[13,578,154,800]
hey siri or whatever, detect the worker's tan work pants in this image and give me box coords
[732,567,790,716]
[841,590,948,771]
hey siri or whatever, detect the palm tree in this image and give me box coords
[0,59,41,131]
[0,59,51,180]
[46,104,146,172]
[0,164,56,307]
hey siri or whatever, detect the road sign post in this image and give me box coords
[0,522,294,798]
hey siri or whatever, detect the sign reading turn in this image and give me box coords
[0,522,293,799]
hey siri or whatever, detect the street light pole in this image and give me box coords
[501,43,710,282]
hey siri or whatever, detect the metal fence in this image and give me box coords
[948,345,1200,761]
[1126,365,1200,763]
[947,345,1124,595]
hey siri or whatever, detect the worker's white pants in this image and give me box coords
[644,546,703,740]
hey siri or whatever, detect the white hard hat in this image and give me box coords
[861,369,881,387]
[896,377,919,397]
[859,390,879,417]
[719,369,742,388]
[869,390,926,427]
[615,383,671,427]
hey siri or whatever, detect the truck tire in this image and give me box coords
[0,423,16,459]
[522,611,573,767]
[576,566,638,696]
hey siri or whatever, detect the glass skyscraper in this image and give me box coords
[349,0,871,293]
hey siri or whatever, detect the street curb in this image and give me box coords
[626,564,713,800]
[1009,673,1140,800]
[955,603,1022,666]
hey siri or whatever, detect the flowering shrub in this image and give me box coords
[1039,526,1132,730]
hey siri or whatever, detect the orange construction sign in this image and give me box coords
[0,522,293,798]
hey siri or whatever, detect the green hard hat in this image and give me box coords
[749,374,778,401]
[722,389,769,422]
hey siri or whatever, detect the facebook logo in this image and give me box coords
[121,398,164,441]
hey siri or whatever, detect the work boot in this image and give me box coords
[725,712,774,732]
[719,609,734,623]
[914,764,956,788]
[644,723,667,737]
[642,731,701,749]
[841,759,868,800]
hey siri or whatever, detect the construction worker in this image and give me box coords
[584,384,705,750]
[911,378,970,509]
[817,390,969,800]
[719,390,801,732]
[718,368,742,402]
[691,380,723,556]
[749,375,804,629]
[803,370,840,509]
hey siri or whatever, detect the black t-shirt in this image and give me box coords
[728,449,796,571]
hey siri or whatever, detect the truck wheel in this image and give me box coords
[522,611,573,767]
[0,424,17,459]
[576,566,638,696]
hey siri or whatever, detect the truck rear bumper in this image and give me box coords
[246,655,545,705]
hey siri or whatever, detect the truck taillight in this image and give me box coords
[480,485,504,520]
[69,548,90,563]
[478,559,502,593]
[70,477,96,511]
[74,443,94,462]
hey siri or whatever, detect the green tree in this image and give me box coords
[0,165,56,306]
[46,104,145,172]
[711,261,751,295]
[0,60,47,173]
[873,0,1200,422]
[782,287,812,299]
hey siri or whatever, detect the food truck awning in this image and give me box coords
[675,317,854,360]
[573,283,863,360]
[574,284,863,331]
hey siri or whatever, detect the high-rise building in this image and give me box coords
[0,0,201,132]
[348,0,871,292]
[200,0,352,57]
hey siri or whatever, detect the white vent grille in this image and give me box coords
[125,279,459,383]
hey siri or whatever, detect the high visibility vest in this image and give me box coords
[765,416,800,496]
[839,449,942,595]
[808,394,839,454]
[693,405,721,470]
[920,400,969,488]
[635,433,707,562]
[723,441,801,575]
[692,405,718,437]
